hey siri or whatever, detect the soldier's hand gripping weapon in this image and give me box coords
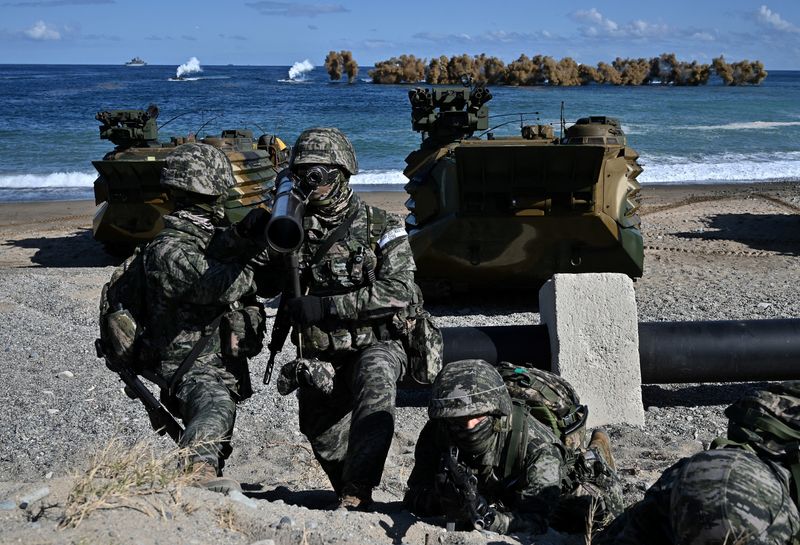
[95,340,184,443]
[439,446,495,530]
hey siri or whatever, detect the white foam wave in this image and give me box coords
[640,152,800,183]
[676,121,800,131]
[0,171,96,188]
[350,170,407,186]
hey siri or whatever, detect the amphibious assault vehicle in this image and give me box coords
[403,86,643,295]
[92,105,289,252]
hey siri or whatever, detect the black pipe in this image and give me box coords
[440,319,800,384]
[638,319,800,383]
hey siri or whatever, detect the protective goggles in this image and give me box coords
[297,165,341,188]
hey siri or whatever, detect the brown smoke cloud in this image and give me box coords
[325,50,359,83]
[364,52,766,86]
[368,54,425,84]
[324,51,343,81]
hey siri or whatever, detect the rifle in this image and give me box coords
[263,253,303,384]
[95,339,184,443]
[441,446,494,530]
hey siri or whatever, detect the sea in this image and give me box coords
[0,63,799,203]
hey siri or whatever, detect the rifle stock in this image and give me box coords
[96,339,184,443]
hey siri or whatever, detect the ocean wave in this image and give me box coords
[350,170,407,186]
[675,121,800,130]
[640,152,800,183]
[0,171,96,188]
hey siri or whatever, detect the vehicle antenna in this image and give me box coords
[194,113,223,137]
[560,101,565,140]
[158,110,198,130]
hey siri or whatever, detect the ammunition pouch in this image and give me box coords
[100,308,139,370]
[395,285,443,384]
[220,303,266,359]
[300,323,379,354]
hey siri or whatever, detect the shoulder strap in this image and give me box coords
[500,403,529,479]
[167,312,225,396]
[310,204,361,265]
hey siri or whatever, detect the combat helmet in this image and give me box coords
[160,142,236,197]
[291,127,358,176]
[429,360,512,419]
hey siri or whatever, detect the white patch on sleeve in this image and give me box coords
[378,227,407,249]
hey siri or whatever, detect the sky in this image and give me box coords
[1,0,799,69]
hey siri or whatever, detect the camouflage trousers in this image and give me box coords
[298,340,406,494]
[162,354,247,471]
[595,448,800,545]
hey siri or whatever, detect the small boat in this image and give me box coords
[125,57,146,67]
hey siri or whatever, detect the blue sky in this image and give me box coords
[1,0,799,68]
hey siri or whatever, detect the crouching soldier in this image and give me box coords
[404,359,623,536]
[595,382,800,545]
[138,143,266,492]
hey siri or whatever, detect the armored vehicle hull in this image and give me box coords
[404,87,643,295]
[91,107,288,251]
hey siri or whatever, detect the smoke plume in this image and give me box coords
[288,59,314,81]
[176,57,202,79]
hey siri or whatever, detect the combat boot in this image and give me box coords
[588,429,616,471]
[188,461,242,494]
[337,483,374,511]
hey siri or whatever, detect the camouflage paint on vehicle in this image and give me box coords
[91,107,289,250]
[403,87,643,295]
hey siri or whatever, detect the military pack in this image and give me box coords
[495,362,588,449]
[97,246,148,369]
[715,381,800,504]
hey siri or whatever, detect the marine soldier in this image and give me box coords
[141,143,266,493]
[271,127,418,510]
[595,383,800,545]
[404,359,623,536]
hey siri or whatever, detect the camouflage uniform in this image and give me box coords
[275,128,417,502]
[595,449,800,545]
[596,383,800,545]
[404,360,623,535]
[141,143,263,471]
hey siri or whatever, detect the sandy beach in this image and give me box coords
[0,182,799,544]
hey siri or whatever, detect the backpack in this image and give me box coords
[714,381,800,505]
[97,246,148,371]
[367,205,443,384]
[495,362,588,450]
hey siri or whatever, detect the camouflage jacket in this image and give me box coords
[404,410,567,535]
[142,213,258,375]
[295,194,417,355]
[595,449,800,545]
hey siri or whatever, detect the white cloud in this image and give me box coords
[24,20,60,40]
[757,5,799,33]
[573,8,619,33]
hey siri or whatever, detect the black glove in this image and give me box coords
[287,295,327,326]
[235,207,271,239]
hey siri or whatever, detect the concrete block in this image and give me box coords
[539,273,644,427]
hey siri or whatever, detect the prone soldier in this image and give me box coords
[404,359,623,536]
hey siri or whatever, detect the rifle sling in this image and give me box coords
[167,313,225,397]
[310,204,360,265]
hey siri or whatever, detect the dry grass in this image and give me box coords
[60,437,205,528]
[215,504,244,533]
